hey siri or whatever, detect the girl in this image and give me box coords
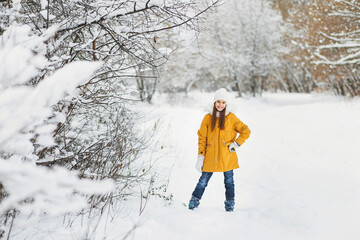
[188,88,251,212]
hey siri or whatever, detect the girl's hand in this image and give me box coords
[229,142,240,152]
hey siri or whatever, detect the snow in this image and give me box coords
[0,156,114,215]
[0,24,115,234]
[125,92,360,240]
[6,92,360,239]
[0,61,102,149]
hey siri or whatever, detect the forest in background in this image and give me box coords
[0,0,359,239]
[159,0,360,97]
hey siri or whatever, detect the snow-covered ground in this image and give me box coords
[11,92,360,240]
[124,92,360,240]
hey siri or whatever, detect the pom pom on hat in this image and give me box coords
[213,88,229,103]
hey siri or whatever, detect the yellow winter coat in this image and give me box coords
[197,112,251,172]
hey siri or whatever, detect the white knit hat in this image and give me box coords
[213,88,229,103]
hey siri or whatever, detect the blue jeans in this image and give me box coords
[192,170,235,201]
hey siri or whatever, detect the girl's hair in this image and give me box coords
[211,103,226,131]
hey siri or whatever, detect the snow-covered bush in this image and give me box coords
[1,0,221,237]
[0,24,113,238]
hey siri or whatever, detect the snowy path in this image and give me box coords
[131,93,360,240]
[17,93,359,239]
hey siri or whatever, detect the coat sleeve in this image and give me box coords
[197,115,209,156]
[233,114,251,146]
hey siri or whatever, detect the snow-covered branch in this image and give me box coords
[0,24,113,220]
[314,1,360,66]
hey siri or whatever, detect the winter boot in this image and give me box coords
[224,200,235,212]
[188,196,200,210]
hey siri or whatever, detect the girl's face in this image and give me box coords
[215,100,226,111]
